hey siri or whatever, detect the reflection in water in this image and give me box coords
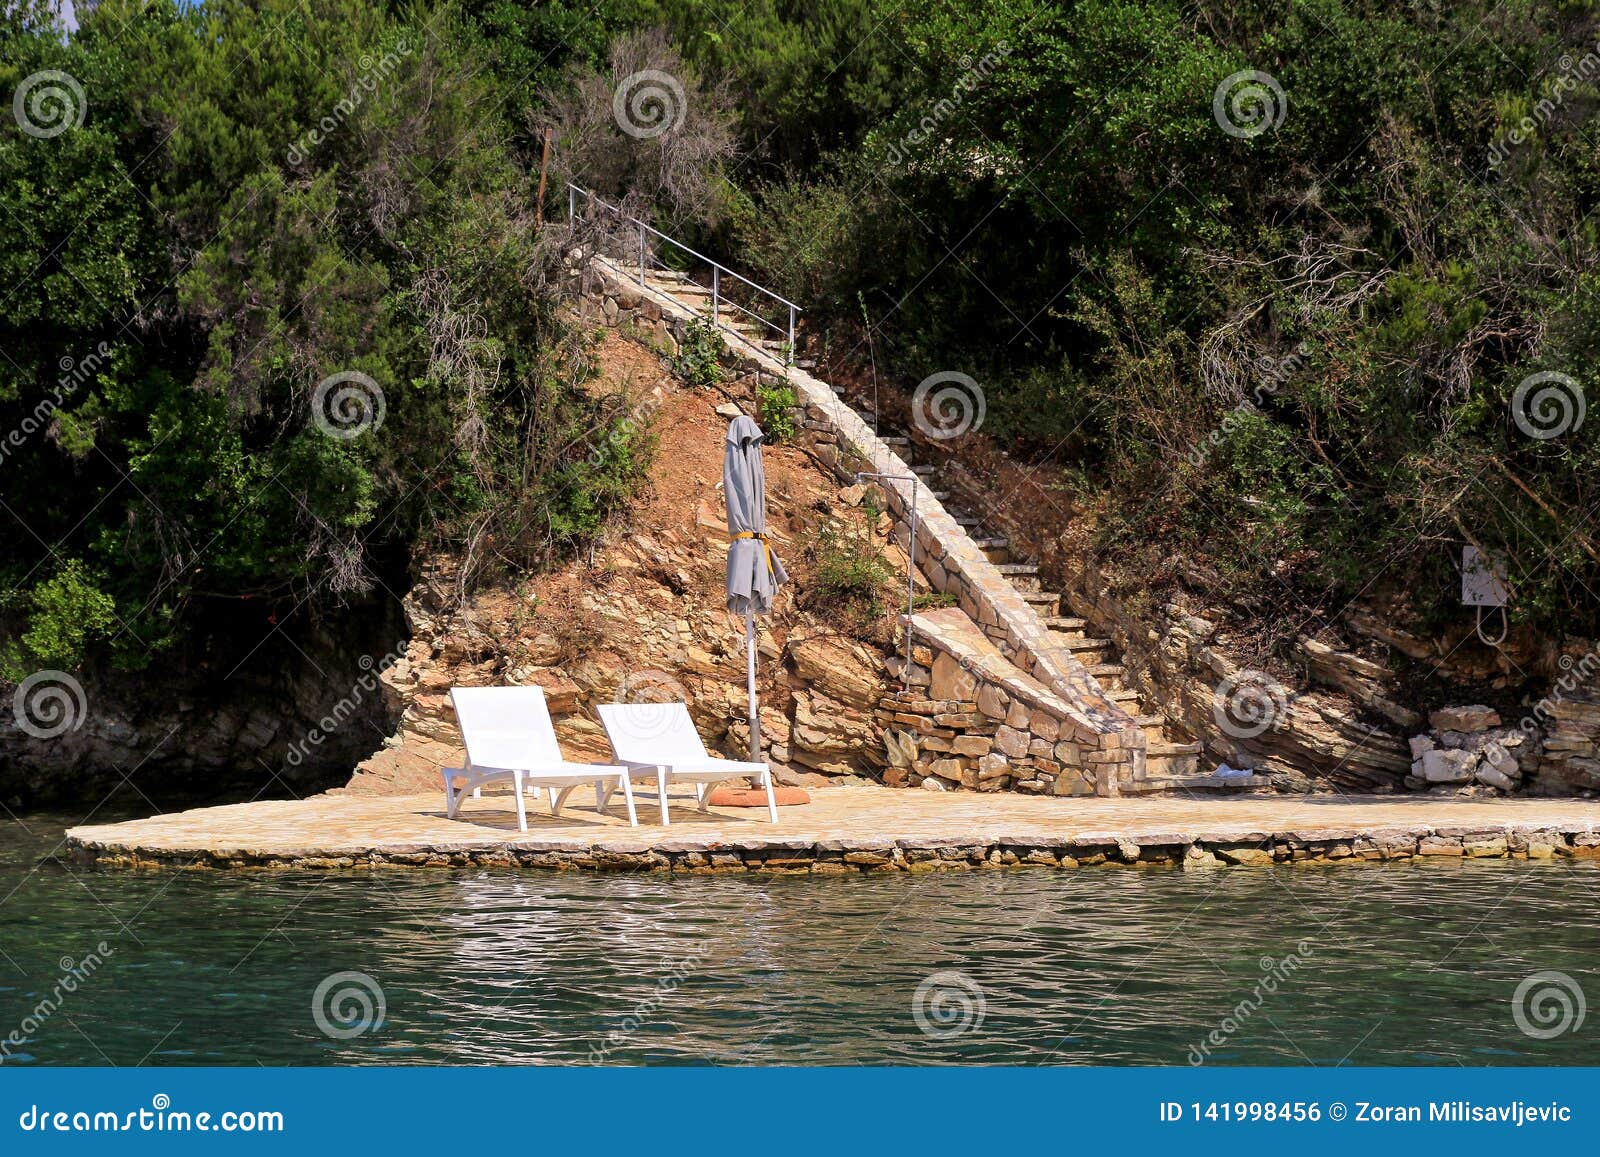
[2,815,1598,1066]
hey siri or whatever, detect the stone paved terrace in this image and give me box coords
[64,784,1600,871]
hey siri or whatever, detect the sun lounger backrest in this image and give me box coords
[597,701,708,764]
[450,686,563,770]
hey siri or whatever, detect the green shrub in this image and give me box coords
[1,560,118,679]
[810,517,895,628]
[757,380,797,442]
[668,316,726,387]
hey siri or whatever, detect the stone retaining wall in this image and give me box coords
[583,258,1144,795]
[877,608,1109,796]
[68,823,1600,873]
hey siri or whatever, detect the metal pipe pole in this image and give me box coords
[788,305,796,365]
[855,471,920,690]
[712,266,720,325]
[637,221,646,287]
[746,605,759,762]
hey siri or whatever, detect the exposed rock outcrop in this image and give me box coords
[0,598,407,809]
[342,332,895,797]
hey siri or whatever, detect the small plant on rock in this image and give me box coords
[808,516,895,635]
[757,379,797,442]
[668,315,725,388]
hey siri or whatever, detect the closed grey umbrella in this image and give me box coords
[724,415,787,760]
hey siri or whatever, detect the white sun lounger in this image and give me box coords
[597,702,777,825]
[443,686,638,830]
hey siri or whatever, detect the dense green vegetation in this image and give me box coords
[8,0,1600,684]
[677,0,1600,642]
[0,0,647,676]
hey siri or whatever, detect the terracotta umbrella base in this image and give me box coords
[706,784,810,808]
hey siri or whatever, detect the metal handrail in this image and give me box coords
[567,183,800,363]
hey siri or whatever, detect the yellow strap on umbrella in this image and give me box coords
[729,530,776,579]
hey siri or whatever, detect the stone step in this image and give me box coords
[880,435,910,447]
[954,515,983,528]
[1045,616,1088,632]
[1132,714,1171,742]
[1148,741,1203,757]
[1057,635,1111,653]
[1125,771,1269,794]
[910,463,936,477]
[1018,590,1059,611]
[1083,662,1126,692]
[972,535,1008,551]
[996,565,1039,592]
[1146,753,1201,778]
[1104,687,1140,704]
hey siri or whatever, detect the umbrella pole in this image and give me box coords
[745,606,760,762]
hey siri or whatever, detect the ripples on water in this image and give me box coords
[1,812,1597,1065]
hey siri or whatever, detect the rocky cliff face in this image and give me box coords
[0,594,406,810]
[341,332,896,797]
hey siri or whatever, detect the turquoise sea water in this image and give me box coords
[1,808,1597,1066]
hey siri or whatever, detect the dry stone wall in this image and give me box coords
[878,610,1109,796]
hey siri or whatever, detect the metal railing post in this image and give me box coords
[567,183,802,358]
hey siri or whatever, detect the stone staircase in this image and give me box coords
[854,418,1233,793]
[642,271,793,359]
[594,257,1263,796]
